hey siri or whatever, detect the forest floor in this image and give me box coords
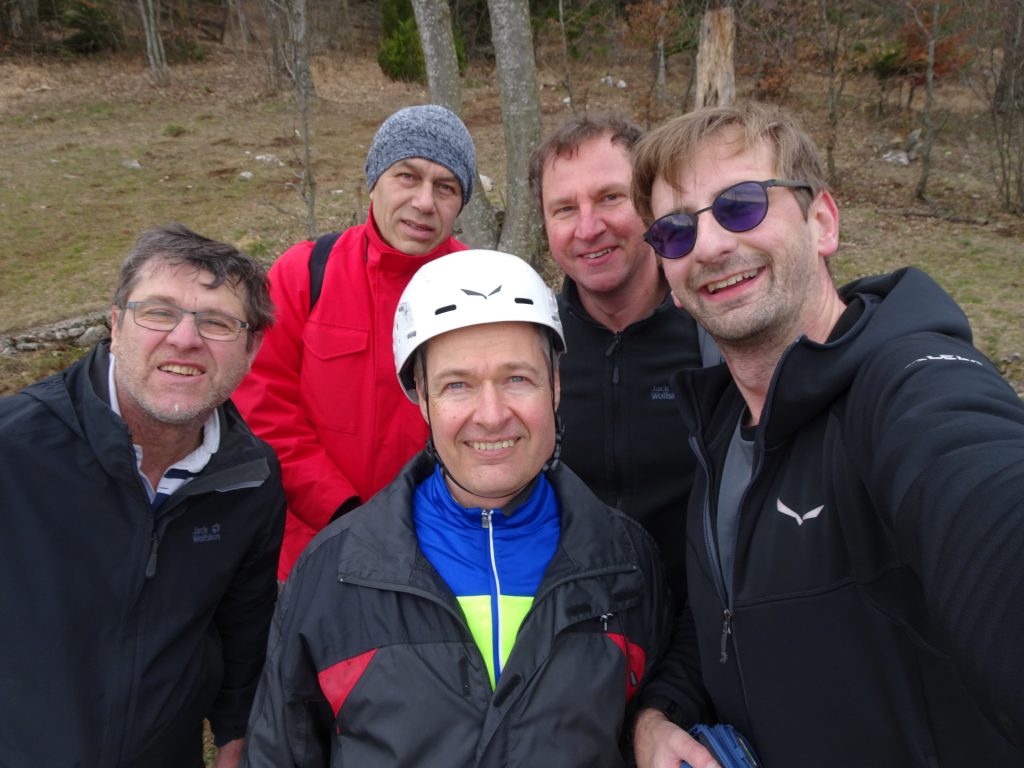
[1,46,1022,394]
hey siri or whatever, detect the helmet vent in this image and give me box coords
[435,304,457,315]
[514,297,535,305]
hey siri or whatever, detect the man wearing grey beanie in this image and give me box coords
[233,104,476,581]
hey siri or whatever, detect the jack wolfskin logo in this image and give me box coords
[193,523,222,543]
[461,285,502,299]
[650,384,675,401]
[776,499,823,526]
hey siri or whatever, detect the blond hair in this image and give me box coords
[631,101,827,224]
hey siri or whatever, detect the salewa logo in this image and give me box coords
[192,523,222,543]
[776,499,823,526]
[905,353,984,369]
[461,285,502,299]
[650,384,675,401]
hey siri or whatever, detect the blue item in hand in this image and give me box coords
[680,723,760,767]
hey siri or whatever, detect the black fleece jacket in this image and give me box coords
[557,276,703,602]
[642,268,1024,766]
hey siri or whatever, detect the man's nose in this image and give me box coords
[475,382,510,426]
[411,181,437,212]
[575,205,607,240]
[689,211,740,264]
[164,314,205,347]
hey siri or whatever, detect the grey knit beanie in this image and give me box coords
[365,104,476,210]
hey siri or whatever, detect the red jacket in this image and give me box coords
[233,214,465,579]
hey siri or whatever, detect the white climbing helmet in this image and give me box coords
[393,249,566,403]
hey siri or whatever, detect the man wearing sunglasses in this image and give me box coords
[628,102,1024,767]
[0,223,286,767]
[528,113,715,603]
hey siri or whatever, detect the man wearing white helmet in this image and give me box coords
[242,250,672,768]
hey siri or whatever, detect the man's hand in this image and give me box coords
[633,708,720,768]
[211,737,244,768]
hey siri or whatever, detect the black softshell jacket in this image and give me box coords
[242,453,673,767]
[0,342,286,767]
[557,277,703,601]
[642,268,1024,766]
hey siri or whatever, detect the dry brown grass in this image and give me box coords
[1,49,1022,394]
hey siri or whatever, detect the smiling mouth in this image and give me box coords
[160,364,202,376]
[469,439,517,451]
[581,247,614,261]
[707,269,759,294]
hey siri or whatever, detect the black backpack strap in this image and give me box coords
[308,231,342,313]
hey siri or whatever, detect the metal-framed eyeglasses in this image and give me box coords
[643,179,813,260]
[125,300,250,341]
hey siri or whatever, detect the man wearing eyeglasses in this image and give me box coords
[528,113,713,604]
[628,102,1024,767]
[0,223,285,767]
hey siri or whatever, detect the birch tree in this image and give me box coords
[411,0,499,247]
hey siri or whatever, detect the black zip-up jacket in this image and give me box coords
[642,268,1024,765]
[0,342,286,767]
[242,452,672,767]
[557,277,703,600]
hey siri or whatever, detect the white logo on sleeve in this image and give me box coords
[777,499,824,526]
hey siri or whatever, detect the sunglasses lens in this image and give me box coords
[646,214,697,259]
[713,181,769,233]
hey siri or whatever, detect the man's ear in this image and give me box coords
[812,189,840,259]
[109,306,121,350]
[416,383,429,422]
[244,331,264,368]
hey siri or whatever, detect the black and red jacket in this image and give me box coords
[242,452,672,767]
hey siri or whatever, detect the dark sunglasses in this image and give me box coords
[643,179,813,259]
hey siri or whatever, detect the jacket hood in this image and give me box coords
[21,341,130,470]
[676,267,973,447]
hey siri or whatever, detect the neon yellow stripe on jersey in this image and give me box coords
[457,594,535,688]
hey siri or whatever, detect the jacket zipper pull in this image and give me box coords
[600,612,613,631]
[145,532,160,578]
[719,609,733,663]
[481,509,491,529]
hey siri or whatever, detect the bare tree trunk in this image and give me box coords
[227,0,252,53]
[138,0,170,86]
[695,6,735,108]
[487,0,544,266]
[411,0,499,248]
[17,0,39,41]
[413,0,461,107]
[817,0,849,186]
[262,0,291,89]
[557,0,576,110]
[289,0,317,236]
[653,0,668,108]
[908,0,940,202]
